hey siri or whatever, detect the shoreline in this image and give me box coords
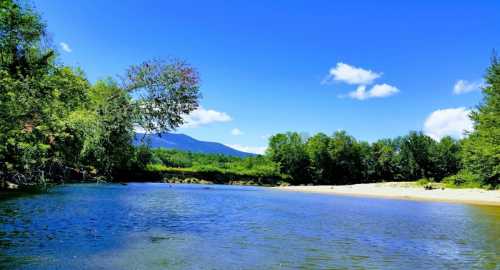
[275,182,500,206]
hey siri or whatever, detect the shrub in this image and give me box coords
[442,171,483,188]
[416,178,431,186]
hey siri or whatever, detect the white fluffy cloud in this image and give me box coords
[453,80,483,95]
[231,128,243,136]
[324,62,399,100]
[59,42,72,53]
[182,107,232,128]
[226,144,267,155]
[325,62,381,85]
[423,107,473,140]
[348,84,399,100]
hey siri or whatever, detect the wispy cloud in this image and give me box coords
[231,128,244,136]
[423,107,473,140]
[59,42,72,53]
[182,107,232,128]
[347,84,399,100]
[453,80,483,95]
[324,62,381,85]
[226,144,267,155]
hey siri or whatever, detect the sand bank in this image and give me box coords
[276,182,500,206]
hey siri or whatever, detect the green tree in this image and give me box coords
[371,139,399,181]
[328,131,363,184]
[124,59,201,134]
[358,141,374,182]
[398,131,436,180]
[77,79,136,177]
[461,54,500,187]
[267,132,310,184]
[432,136,461,181]
[0,0,90,184]
[305,133,332,184]
[0,0,52,78]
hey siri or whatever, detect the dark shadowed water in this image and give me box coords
[0,183,499,269]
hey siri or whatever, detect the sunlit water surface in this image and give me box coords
[0,183,499,269]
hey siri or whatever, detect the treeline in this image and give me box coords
[267,131,461,185]
[0,1,201,187]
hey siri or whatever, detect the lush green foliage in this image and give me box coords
[152,149,280,176]
[134,129,469,187]
[0,1,201,186]
[267,133,310,184]
[0,1,90,184]
[460,55,500,188]
[442,171,482,189]
[267,131,462,185]
[119,148,287,185]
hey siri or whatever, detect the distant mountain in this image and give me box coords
[134,133,256,158]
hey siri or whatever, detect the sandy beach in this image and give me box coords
[276,182,500,206]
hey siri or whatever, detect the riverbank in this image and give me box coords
[115,163,288,186]
[276,182,500,206]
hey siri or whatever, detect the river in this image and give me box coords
[0,183,498,269]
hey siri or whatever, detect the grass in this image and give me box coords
[144,163,289,186]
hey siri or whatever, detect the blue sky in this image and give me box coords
[35,0,499,153]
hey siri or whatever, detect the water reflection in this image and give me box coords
[0,183,499,269]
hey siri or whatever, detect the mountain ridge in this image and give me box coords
[133,133,256,157]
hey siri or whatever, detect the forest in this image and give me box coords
[0,0,498,190]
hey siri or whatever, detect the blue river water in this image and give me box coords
[0,183,499,269]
